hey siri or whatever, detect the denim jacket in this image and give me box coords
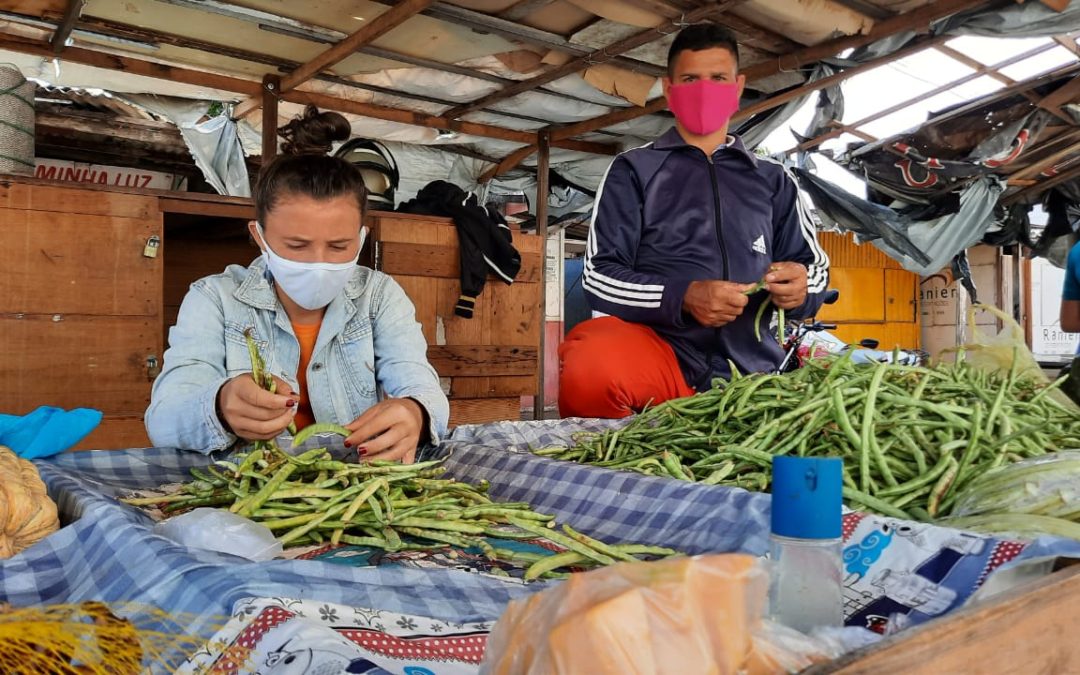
[146,257,449,453]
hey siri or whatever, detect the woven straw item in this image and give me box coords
[0,64,35,176]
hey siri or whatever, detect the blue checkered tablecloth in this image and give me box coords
[1,418,1078,665]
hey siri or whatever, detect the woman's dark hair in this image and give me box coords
[253,105,368,223]
[667,24,740,75]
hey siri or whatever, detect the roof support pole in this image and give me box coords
[261,74,280,162]
[533,129,551,421]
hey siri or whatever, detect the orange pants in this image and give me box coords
[558,317,694,419]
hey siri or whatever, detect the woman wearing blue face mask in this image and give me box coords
[146,106,449,462]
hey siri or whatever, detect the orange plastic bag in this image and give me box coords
[480,554,838,675]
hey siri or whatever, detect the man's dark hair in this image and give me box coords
[667,24,740,75]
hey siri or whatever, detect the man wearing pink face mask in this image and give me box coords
[559,24,829,419]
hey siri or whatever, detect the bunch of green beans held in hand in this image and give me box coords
[535,354,1080,523]
[122,445,680,581]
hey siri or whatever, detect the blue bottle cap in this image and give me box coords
[771,456,843,540]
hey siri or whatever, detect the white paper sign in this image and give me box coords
[1030,256,1079,359]
[34,158,175,190]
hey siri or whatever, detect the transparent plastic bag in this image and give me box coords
[949,451,1080,520]
[479,555,842,675]
[941,303,1078,412]
[942,304,1045,381]
[153,508,283,561]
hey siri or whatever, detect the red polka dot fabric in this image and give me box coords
[341,629,487,665]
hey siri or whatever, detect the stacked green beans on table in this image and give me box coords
[122,445,679,581]
[535,356,1080,523]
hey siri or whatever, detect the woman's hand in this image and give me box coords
[344,398,427,463]
[217,374,297,441]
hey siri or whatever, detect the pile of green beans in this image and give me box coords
[122,446,679,581]
[535,356,1080,522]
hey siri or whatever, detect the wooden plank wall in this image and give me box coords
[816,232,920,349]
[369,212,542,426]
[163,230,258,333]
[0,180,162,449]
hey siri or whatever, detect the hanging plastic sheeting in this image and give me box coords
[936,0,1080,39]
[795,168,1006,276]
[841,105,1055,207]
[737,63,840,152]
[793,167,930,266]
[797,1,1080,164]
[872,174,1006,275]
[125,94,250,197]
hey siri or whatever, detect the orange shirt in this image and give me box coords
[291,321,322,430]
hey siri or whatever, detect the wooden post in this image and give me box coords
[51,0,87,54]
[261,74,280,162]
[533,130,551,420]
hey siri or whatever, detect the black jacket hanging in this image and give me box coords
[398,180,522,318]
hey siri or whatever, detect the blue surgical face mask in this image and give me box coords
[254,223,366,310]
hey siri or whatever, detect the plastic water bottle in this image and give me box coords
[768,455,844,633]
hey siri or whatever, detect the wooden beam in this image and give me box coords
[65,11,619,112]
[710,14,801,55]
[1003,161,1080,205]
[50,0,86,53]
[933,41,1080,125]
[550,0,989,142]
[480,145,538,183]
[934,43,1014,84]
[533,129,551,420]
[232,0,434,118]
[261,74,279,160]
[409,1,667,78]
[788,41,1061,154]
[1054,34,1080,58]
[444,2,737,120]
[439,144,500,164]
[0,34,261,95]
[731,36,948,124]
[1007,130,1080,181]
[51,14,623,133]
[36,109,185,145]
[428,345,537,377]
[280,89,617,155]
[1035,72,1080,113]
[0,34,618,156]
[618,0,797,54]
[740,0,989,81]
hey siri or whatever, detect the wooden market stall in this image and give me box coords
[0,174,542,450]
[816,232,920,350]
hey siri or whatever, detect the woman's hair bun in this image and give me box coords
[278,105,352,156]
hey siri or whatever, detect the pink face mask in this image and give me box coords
[667,79,740,136]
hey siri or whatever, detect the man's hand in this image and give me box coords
[683,280,753,327]
[766,262,809,310]
[343,398,427,464]
[217,374,297,441]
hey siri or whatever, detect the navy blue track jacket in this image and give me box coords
[583,129,830,390]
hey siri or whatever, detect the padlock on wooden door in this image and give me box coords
[143,235,160,258]
[146,355,161,380]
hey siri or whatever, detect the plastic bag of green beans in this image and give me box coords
[943,304,1078,412]
[948,451,1080,526]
